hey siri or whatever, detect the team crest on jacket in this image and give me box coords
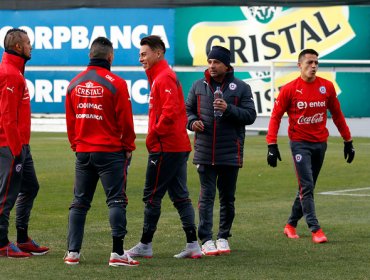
[295,154,302,162]
[15,164,22,173]
[319,86,326,94]
[229,83,237,90]
[76,82,103,98]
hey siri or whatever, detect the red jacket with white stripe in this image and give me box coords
[145,60,191,153]
[266,76,351,144]
[0,52,31,157]
[66,64,136,152]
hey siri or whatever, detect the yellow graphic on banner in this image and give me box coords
[189,6,355,66]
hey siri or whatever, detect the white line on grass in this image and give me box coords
[318,187,370,197]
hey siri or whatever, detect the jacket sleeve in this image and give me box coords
[115,79,136,151]
[223,82,256,125]
[186,81,199,131]
[1,75,23,156]
[65,86,76,151]
[153,74,178,136]
[266,86,289,144]
[327,82,351,141]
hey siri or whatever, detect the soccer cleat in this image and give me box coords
[201,240,218,256]
[312,229,328,244]
[0,242,31,258]
[126,242,153,258]
[216,238,231,254]
[109,252,139,267]
[16,238,49,256]
[284,224,299,239]
[174,241,202,259]
[64,251,81,265]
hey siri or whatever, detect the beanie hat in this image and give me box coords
[207,46,231,66]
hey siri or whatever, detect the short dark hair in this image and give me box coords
[140,35,166,54]
[90,37,113,59]
[298,49,319,61]
[4,28,28,50]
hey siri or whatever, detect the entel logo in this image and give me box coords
[297,101,307,109]
[297,100,326,110]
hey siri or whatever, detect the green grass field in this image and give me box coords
[1,133,370,279]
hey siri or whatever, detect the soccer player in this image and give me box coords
[127,35,202,259]
[64,37,138,266]
[266,48,355,243]
[0,28,49,258]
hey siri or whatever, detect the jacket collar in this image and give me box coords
[145,59,169,85]
[2,52,26,74]
[204,66,235,85]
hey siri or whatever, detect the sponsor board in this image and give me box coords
[0,8,174,66]
[25,71,150,114]
[175,6,370,117]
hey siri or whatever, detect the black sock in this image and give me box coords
[140,229,155,245]
[0,237,10,248]
[16,226,28,243]
[184,226,197,243]
[112,236,124,255]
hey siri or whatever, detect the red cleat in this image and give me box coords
[312,229,328,244]
[0,242,31,258]
[17,238,49,256]
[283,224,299,239]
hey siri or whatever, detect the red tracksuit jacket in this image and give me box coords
[267,76,351,144]
[145,60,191,153]
[66,65,136,152]
[0,52,31,157]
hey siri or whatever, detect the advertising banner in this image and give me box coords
[0,8,174,66]
[25,70,149,114]
[175,6,370,117]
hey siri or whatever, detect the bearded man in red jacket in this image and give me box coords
[127,35,202,259]
[266,48,355,244]
[0,28,49,258]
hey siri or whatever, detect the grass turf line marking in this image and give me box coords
[318,187,370,197]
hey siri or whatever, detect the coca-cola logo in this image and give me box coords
[298,113,324,124]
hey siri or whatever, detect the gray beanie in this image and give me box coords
[207,46,231,66]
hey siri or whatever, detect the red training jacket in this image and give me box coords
[145,60,191,153]
[266,76,351,144]
[66,65,136,152]
[0,52,31,157]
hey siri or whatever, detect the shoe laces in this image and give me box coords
[204,240,216,250]
[30,239,40,247]
[217,239,228,248]
[125,253,135,263]
[8,243,22,253]
[63,251,84,260]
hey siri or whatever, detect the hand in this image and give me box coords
[213,99,227,112]
[267,144,281,167]
[125,151,132,159]
[192,120,204,132]
[344,140,355,163]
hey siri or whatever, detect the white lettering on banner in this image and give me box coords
[26,79,69,103]
[126,79,149,104]
[76,114,103,120]
[77,103,103,110]
[0,25,169,50]
[25,79,146,105]
[297,113,324,124]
